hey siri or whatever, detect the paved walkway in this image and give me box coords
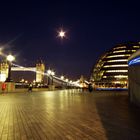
[0,89,140,140]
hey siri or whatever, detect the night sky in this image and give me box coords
[0,0,140,80]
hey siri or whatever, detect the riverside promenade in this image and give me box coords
[0,89,140,140]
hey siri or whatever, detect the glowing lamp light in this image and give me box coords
[65,79,68,82]
[21,79,24,82]
[51,71,55,76]
[47,70,52,75]
[61,76,64,80]
[7,55,15,62]
[47,69,55,76]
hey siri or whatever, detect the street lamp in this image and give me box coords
[61,75,64,80]
[65,78,68,82]
[5,54,15,82]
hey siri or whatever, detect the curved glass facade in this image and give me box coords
[91,42,140,89]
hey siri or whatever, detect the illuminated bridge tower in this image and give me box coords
[0,62,9,82]
[36,60,45,83]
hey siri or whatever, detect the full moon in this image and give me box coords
[58,30,66,38]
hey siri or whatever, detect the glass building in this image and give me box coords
[91,42,140,89]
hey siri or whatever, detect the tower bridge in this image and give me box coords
[0,61,45,83]
[0,61,81,88]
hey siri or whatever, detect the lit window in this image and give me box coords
[133,46,140,48]
[132,50,136,52]
[104,64,128,68]
[107,54,130,58]
[113,50,136,53]
[107,59,128,62]
[106,70,128,73]
[114,75,128,78]
[113,50,126,53]
[113,81,121,84]
[113,46,126,50]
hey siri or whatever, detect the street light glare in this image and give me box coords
[61,76,64,80]
[7,54,15,62]
[47,69,55,76]
[51,71,55,76]
[47,69,52,75]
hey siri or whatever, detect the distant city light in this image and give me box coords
[61,76,64,80]
[47,69,55,76]
[47,69,52,75]
[51,71,55,76]
[21,78,25,82]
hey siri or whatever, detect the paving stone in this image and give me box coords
[0,90,140,140]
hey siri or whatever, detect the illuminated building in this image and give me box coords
[91,42,140,89]
[0,60,45,83]
[0,62,8,82]
[36,60,45,83]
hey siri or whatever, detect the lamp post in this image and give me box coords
[5,54,15,82]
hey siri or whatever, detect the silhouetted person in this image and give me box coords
[88,83,93,92]
[28,83,33,92]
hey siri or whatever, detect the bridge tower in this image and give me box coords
[0,62,9,82]
[36,60,45,83]
[79,75,87,88]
